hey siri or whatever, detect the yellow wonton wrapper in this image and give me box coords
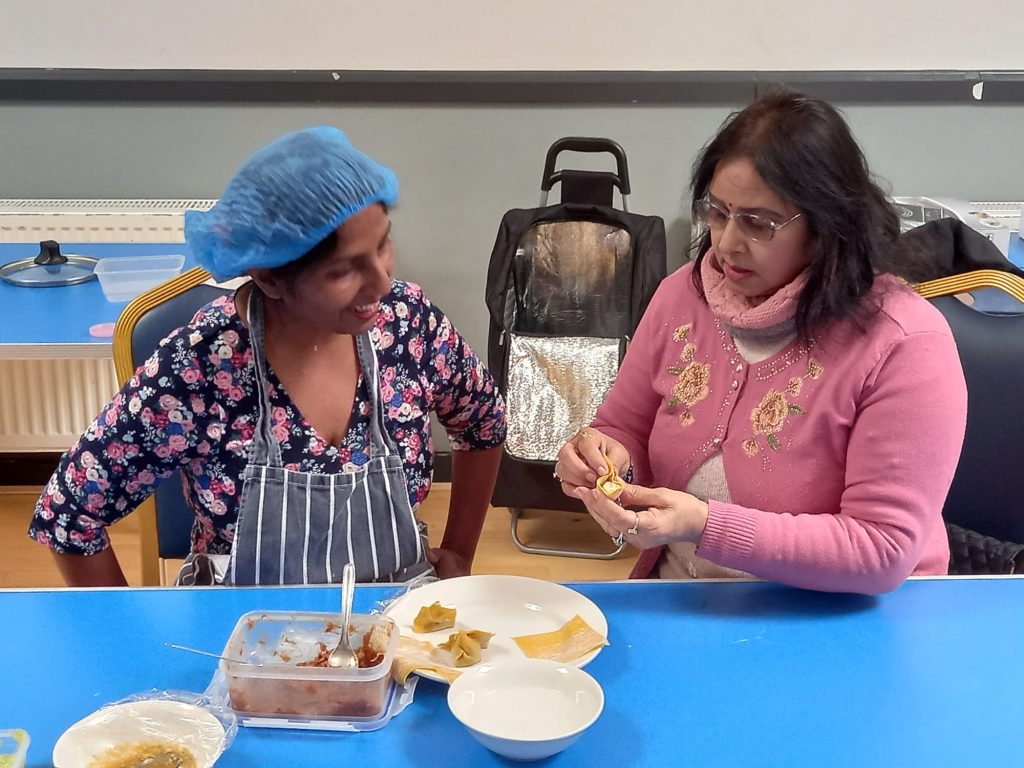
[439,629,495,668]
[393,629,496,683]
[596,452,625,500]
[512,614,608,663]
[393,635,462,684]
[411,601,457,633]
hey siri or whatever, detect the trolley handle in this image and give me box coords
[540,137,631,195]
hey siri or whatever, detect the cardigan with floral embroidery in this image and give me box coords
[593,263,967,594]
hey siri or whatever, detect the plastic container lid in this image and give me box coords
[0,241,97,287]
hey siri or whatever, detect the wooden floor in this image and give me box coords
[1,484,637,588]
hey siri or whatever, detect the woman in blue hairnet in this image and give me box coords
[29,127,507,586]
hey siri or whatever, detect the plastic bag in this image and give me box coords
[368,570,439,615]
[51,689,236,768]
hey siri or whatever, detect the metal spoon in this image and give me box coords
[327,562,359,669]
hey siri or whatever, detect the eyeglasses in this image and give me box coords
[694,199,803,242]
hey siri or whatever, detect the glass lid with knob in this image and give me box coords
[0,240,99,287]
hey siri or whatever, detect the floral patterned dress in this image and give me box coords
[29,280,506,556]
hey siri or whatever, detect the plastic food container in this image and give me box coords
[94,254,186,302]
[0,728,30,768]
[219,611,397,721]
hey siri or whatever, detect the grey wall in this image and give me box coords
[1,100,1022,357]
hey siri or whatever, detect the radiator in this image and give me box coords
[0,198,214,244]
[0,199,216,452]
[0,358,121,451]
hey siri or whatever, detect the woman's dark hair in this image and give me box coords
[269,229,339,283]
[268,203,390,283]
[689,88,900,342]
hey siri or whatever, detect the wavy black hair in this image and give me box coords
[690,89,900,342]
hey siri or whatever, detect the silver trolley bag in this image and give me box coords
[484,137,667,557]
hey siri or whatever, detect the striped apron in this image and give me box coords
[178,289,433,585]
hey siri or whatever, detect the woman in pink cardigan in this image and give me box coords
[554,90,968,594]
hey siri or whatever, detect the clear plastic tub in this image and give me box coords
[94,254,186,302]
[0,728,29,768]
[219,611,397,721]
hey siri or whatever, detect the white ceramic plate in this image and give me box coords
[52,699,226,768]
[384,575,607,682]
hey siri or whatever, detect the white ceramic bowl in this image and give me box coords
[447,659,604,761]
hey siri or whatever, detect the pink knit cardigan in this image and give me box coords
[593,263,967,594]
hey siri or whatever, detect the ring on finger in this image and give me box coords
[627,512,640,536]
[578,428,591,441]
[552,470,561,482]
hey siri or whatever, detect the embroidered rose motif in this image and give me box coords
[750,390,805,451]
[665,325,707,427]
[672,324,692,342]
[675,362,709,404]
[666,362,710,427]
[752,391,789,435]
[744,355,822,458]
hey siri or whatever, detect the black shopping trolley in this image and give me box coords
[484,137,667,557]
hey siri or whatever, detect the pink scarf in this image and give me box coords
[700,249,807,330]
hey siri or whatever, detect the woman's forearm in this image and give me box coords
[441,445,504,568]
[52,547,129,587]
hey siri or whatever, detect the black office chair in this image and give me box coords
[113,267,232,584]
[913,269,1024,574]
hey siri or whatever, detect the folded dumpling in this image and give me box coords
[596,452,625,501]
[439,629,495,668]
[412,601,457,633]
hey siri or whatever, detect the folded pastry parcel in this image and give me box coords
[411,601,457,633]
[595,452,625,500]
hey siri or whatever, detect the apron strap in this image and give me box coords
[355,332,402,459]
[246,289,285,468]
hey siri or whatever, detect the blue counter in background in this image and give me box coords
[0,242,195,358]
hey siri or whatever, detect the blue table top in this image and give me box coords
[2,578,1022,768]
[0,242,196,351]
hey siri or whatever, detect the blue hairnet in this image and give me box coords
[184,126,398,280]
